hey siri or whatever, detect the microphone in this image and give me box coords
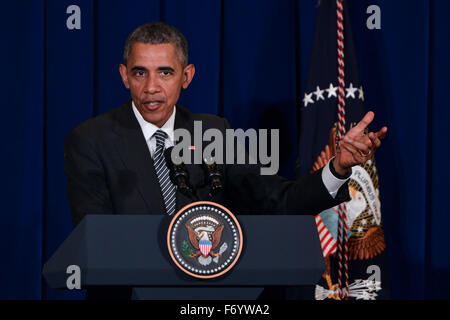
[164,147,198,201]
[202,157,224,198]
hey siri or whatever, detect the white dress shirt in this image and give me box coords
[132,101,349,198]
[321,158,350,198]
[132,101,176,159]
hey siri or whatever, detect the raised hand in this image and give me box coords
[333,111,387,176]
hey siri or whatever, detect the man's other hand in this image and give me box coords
[333,111,387,176]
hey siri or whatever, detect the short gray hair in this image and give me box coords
[123,22,189,67]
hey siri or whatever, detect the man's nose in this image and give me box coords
[144,74,161,94]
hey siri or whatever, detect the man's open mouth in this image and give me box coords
[143,101,164,110]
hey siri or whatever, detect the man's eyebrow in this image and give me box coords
[130,66,148,72]
[157,66,175,72]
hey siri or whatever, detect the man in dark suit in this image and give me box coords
[64,22,387,299]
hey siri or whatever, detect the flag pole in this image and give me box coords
[336,0,350,299]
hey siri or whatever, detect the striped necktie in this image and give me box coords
[153,129,176,215]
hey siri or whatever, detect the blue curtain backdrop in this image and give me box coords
[1,0,449,299]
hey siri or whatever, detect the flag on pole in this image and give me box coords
[315,214,337,258]
[296,0,390,300]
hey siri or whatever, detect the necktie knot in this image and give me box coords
[153,129,168,148]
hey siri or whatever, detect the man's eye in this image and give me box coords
[135,71,145,77]
[161,71,171,76]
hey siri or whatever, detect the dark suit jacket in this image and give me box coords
[64,100,350,299]
[65,100,349,226]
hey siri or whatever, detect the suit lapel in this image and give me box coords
[111,100,165,214]
[174,104,194,136]
[111,102,199,215]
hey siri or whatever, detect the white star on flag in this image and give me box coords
[303,92,314,107]
[358,86,364,101]
[313,86,325,101]
[346,83,357,98]
[326,83,338,98]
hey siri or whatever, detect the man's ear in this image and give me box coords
[182,64,195,89]
[119,64,130,89]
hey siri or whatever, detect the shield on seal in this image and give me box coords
[167,201,243,279]
[199,239,212,256]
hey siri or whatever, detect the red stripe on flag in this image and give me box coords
[322,235,333,249]
[316,214,337,258]
[321,232,332,245]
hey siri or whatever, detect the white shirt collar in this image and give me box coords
[131,101,176,143]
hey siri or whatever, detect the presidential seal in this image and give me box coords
[167,201,243,279]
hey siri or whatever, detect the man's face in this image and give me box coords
[119,42,195,127]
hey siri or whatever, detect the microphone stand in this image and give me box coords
[164,147,199,202]
[202,158,224,199]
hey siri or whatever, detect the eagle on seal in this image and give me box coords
[185,223,224,258]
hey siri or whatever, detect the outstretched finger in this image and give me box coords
[375,126,388,139]
[352,111,375,134]
[368,132,381,149]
